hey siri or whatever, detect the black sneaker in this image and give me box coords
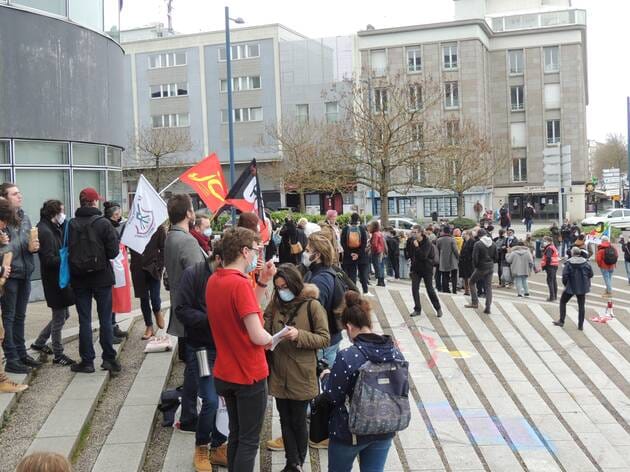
[113,325,128,338]
[112,336,123,345]
[410,310,421,317]
[552,320,564,327]
[5,359,31,374]
[436,309,443,318]
[176,420,197,433]
[71,361,95,374]
[31,344,53,355]
[53,354,77,366]
[21,355,42,368]
[483,308,491,315]
[101,359,121,373]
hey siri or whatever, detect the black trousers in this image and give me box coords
[559,291,586,329]
[411,272,441,313]
[215,378,268,472]
[545,266,558,300]
[276,398,309,467]
[388,254,400,279]
[342,261,370,293]
[440,270,458,293]
[434,266,442,291]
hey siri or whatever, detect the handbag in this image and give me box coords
[309,388,333,443]
[59,221,70,289]
[290,241,303,255]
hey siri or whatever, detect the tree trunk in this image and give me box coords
[380,184,389,228]
[299,190,306,213]
[457,192,464,218]
[155,156,160,191]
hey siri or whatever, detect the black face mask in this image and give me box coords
[111,218,120,228]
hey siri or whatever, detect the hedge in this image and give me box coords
[446,217,477,230]
[211,211,374,231]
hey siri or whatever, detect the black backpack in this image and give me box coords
[69,215,108,275]
[603,246,618,265]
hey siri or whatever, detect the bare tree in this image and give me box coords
[428,120,507,218]
[326,73,443,226]
[593,133,628,177]
[261,119,355,212]
[130,126,193,190]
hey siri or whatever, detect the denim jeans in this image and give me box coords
[190,346,227,447]
[276,398,309,467]
[513,275,529,296]
[318,340,340,368]
[1,278,31,362]
[525,219,533,232]
[328,437,393,472]
[370,254,385,285]
[215,378,268,472]
[73,286,116,364]
[139,271,162,327]
[625,261,630,283]
[561,239,571,258]
[601,269,614,293]
[34,307,70,358]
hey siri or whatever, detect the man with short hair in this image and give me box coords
[68,188,120,374]
[190,214,212,255]
[164,194,208,433]
[466,228,497,314]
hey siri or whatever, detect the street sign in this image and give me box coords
[543,145,572,188]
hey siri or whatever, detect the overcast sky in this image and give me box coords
[121,0,629,144]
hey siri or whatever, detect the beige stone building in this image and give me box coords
[356,0,588,221]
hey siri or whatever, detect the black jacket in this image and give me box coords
[562,256,593,295]
[37,218,75,309]
[385,234,400,258]
[472,236,497,272]
[68,206,119,289]
[406,237,434,276]
[175,260,214,349]
[458,238,475,278]
[341,224,369,265]
[622,242,630,262]
[4,210,35,280]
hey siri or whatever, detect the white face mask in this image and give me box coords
[203,228,213,238]
[56,213,66,225]
[302,251,313,268]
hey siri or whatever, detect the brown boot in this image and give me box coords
[154,310,165,329]
[209,443,228,467]
[193,445,212,472]
[0,377,28,394]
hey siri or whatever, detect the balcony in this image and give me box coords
[489,9,586,33]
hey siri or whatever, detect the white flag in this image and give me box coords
[121,175,168,254]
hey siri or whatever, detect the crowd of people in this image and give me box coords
[1,186,627,472]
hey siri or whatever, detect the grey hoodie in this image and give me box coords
[505,246,533,277]
[472,236,497,272]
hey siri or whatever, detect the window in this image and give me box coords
[511,85,525,111]
[409,85,423,110]
[14,141,69,165]
[150,83,188,98]
[73,169,105,210]
[148,52,186,69]
[544,46,560,73]
[72,143,106,166]
[412,163,425,184]
[218,43,260,61]
[107,170,122,203]
[513,157,527,182]
[296,104,309,123]
[444,82,459,109]
[446,121,459,145]
[544,83,561,109]
[13,0,66,16]
[325,101,339,122]
[219,76,261,92]
[370,49,386,76]
[151,113,190,128]
[373,88,388,113]
[508,49,524,74]
[407,47,422,72]
[442,43,458,70]
[107,147,122,167]
[511,122,527,148]
[547,119,561,144]
[0,141,9,164]
[305,194,320,207]
[424,197,457,217]
[609,210,623,218]
[16,169,70,223]
[411,123,424,149]
[220,107,263,123]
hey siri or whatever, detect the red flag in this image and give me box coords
[179,154,227,213]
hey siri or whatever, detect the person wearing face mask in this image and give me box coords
[190,214,213,255]
[130,224,166,340]
[31,200,76,366]
[164,194,208,433]
[103,201,128,341]
[264,264,330,472]
[206,227,273,472]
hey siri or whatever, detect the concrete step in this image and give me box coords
[25,316,137,458]
[91,334,178,472]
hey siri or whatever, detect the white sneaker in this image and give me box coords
[364,292,375,297]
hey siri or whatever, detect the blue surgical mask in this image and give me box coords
[245,250,258,274]
[203,228,213,238]
[278,288,295,303]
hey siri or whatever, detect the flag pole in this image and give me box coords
[158,176,180,195]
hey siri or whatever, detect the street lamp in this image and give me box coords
[225,6,244,224]
[360,77,378,217]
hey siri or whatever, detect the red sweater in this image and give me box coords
[596,242,616,270]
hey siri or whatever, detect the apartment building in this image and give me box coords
[356,0,589,221]
[121,24,351,213]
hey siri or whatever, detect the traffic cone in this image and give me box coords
[605,300,615,319]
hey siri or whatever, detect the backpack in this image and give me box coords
[603,246,618,265]
[347,225,361,249]
[68,215,107,275]
[347,353,411,436]
[305,267,357,334]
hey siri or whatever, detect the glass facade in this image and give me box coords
[0,139,122,219]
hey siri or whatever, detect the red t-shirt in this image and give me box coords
[206,268,268,384]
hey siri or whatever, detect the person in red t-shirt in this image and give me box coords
[206,227,273,472]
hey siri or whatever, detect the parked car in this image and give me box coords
[582,208,630,229]
[371,217,417,234]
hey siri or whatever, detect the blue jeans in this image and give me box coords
[1,278,31,362]
[525,219,533,232]
[601,269,613,293]
[191,347,227,447]
[561,239,570,258]
[513,275,529,296]
[139,271,162,327]
[625,260,630,283]
[370,254,385,284]
[318,341,340,368]
[74,286,116,364]
[328,437,393,472]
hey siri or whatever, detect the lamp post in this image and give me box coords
[225,6,244,224]
[361,77,377,217]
